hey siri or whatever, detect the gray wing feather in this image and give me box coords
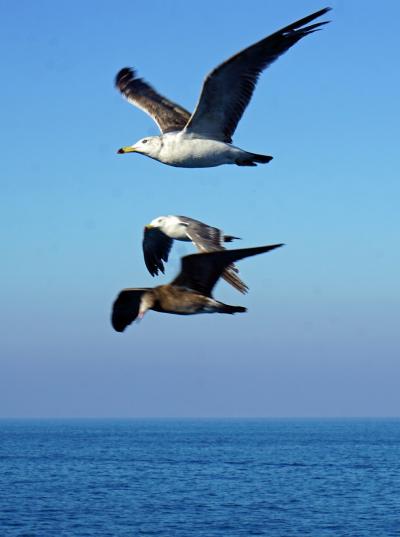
[116,68,191,134]
[178,216,223,252]
[184,8,331,142]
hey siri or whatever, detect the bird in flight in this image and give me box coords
[115,7,331,168]
[142,215,247,294]
[111,244,283,332]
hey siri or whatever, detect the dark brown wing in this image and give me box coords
[111,288,149,332]
[171,244,284,297]
[115,68,191,134]
[184,7,331,142]
[142,227,174,276]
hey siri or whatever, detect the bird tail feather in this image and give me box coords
[223,235,241,242]
[219,304,247,314]
[236,153,273,166]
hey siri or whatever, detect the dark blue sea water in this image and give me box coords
[1,419,399,536]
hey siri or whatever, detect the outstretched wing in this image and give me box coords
[116,68,191,134]
[184,7,331,142]
[142,227,174,276]
[111,288,149,332]
[172,244,284,297]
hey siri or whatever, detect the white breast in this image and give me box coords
[162,216,189,241]
[158,133,239,168]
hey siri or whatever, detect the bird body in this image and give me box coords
[115,7,331,168]
[120,132,272,168]
[143,285,242,316]
[111,244,283,332]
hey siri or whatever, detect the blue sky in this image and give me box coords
[1,0,399,417]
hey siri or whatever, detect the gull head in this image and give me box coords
[117,136,162,158]
[147,216,168,229]
[146,215,185,238]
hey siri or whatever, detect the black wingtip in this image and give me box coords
[111,312,127,333]
[112,323,125,333]
[302,6,332,21]
[147,263,161,277]
[278,6,332,36]
[270,243,285,251]
[252,242,285,255]
[115,67,136,89]
[314,6,332,15]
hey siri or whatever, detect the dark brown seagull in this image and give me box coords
[111,244,283,332]
[115,7,331,168]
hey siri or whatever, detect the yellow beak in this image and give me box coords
[117,146,139,154]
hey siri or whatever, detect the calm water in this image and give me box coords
[0,419,399,536]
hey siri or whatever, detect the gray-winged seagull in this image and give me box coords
[115,7,331,168]
[111,244,283,332]
[143,215,248,294]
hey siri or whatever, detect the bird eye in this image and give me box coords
[142,139,148,144]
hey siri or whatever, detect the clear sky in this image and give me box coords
[1,0,399,418]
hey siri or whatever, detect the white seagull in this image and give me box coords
[143,215,248,293]
[115,7,331,168]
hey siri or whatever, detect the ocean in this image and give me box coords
[0,419,399,536]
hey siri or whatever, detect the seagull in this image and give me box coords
[111,243,283,332]
[115,7,331,168]
[143,215,248,294]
